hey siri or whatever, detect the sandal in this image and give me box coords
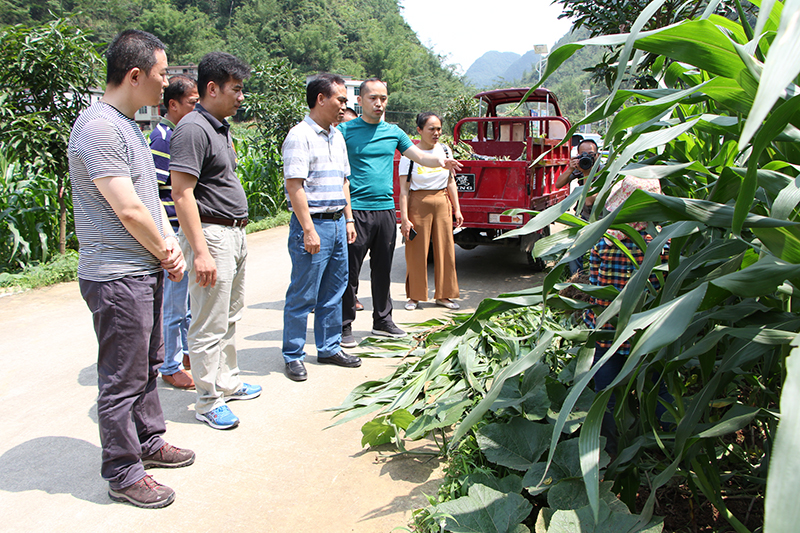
[435,299,460,310]
[405,299,418,311]
[355,299,364,311]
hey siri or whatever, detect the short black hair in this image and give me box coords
[164,75,197,108]
[344,107,357,118]
[105,29,166,87]
[197,52,251,98]
[416,111,441,129]
[579,139,599,152]
[359,77,386,96]
[306,73,345,109]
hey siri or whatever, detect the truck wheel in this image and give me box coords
[527,253,546,272]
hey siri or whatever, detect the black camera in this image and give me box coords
[578,151,596,170]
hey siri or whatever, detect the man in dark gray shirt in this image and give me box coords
[171,52,261,430]
[69,29,193,510]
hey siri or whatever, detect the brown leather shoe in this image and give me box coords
[162,369,195,390]
[182,353,191,370]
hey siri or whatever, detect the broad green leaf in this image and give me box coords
[735,95,800,235]
[753,0,783,38]
[541,500,664,533]
[741,0,800,147]
[695,404,760,438]
[604,0,669,114]
[547,478,589,511]
[605,82,708,141]
[477,418,554,471]
[579,389,614,523]
[709,255,800,296]
[616,189,795,228]
[753,224,800,263]
[770,174,800,219]
[635,19,746,78]
[766,335,800,532]
[360,417,394,447]
[389,409,414,430]
[450,332,555,447]
[434,484,532,533]
[465,473,524,495]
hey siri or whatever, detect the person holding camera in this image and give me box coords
[555,138,601,274]
[398,112,463,311]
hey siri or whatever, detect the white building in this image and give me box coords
[306,75,363,115]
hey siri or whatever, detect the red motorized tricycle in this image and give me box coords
[393,87,571,270]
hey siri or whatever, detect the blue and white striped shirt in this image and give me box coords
[282,115,349,214]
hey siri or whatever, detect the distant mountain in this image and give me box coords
[464,51,521,89]
[504,50,542,83]
[465,50,542,89]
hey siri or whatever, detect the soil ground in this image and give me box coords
[0,225,542,533]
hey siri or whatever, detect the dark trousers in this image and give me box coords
[592,344,673,454]
[343,209,397,328]
[80,273,167,490]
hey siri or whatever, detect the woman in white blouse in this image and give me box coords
[398,112,464,310]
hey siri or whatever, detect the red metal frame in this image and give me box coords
[391,87,571,238]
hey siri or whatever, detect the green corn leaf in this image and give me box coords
[740,0,800,148]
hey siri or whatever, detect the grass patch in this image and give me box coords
[0,211,292,291]
[0,249,79,291]
[246,210,291,233]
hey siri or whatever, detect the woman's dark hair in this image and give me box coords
[306,73,346,108]
[197,52,250,97]
[105,30,166,87]
[416,112,441,129]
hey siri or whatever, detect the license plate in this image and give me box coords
[455,173,475,192]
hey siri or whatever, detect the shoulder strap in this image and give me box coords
[406,159,414,182]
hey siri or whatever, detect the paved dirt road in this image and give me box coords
[0,225,542,533]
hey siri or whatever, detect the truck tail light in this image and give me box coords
[488,213,524,225]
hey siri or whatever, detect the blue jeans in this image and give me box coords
[282,213,348,362]
[160,271,190,376]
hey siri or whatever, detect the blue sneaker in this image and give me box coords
[226,383,262,402]
[195,405,239,430]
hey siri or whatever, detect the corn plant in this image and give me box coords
[333,1,800,532]
[235,136,287,219]
[0,149,64,271]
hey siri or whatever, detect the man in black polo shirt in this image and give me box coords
[171,52,261,430]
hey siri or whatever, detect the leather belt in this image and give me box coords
[200,215,249,227]
[309,211,343,220]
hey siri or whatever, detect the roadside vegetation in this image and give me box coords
[333,1,800,532]
[0,19,304,291]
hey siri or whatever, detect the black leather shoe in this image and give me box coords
[318,351,362,368]
[285,360,307,381]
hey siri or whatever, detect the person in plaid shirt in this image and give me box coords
[583,175,670,451]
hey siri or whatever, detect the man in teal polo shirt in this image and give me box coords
[338,78,461,346]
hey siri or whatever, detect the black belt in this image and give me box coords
[200,215,249,227]
[309,211,343,220]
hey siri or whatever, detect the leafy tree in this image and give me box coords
[244,57,306,148]
[137,1,225,64]
[0,18,103,257]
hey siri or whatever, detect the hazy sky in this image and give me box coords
[399,0,574,73]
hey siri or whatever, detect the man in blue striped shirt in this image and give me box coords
[150,75,199,390]
[280,73,360,381]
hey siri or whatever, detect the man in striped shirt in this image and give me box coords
[69,29,193,509]
[280,73,360,382]
[150,75,198,390]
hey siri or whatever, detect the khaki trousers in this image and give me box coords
[405,189,459,301]
[180,224,246,414]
